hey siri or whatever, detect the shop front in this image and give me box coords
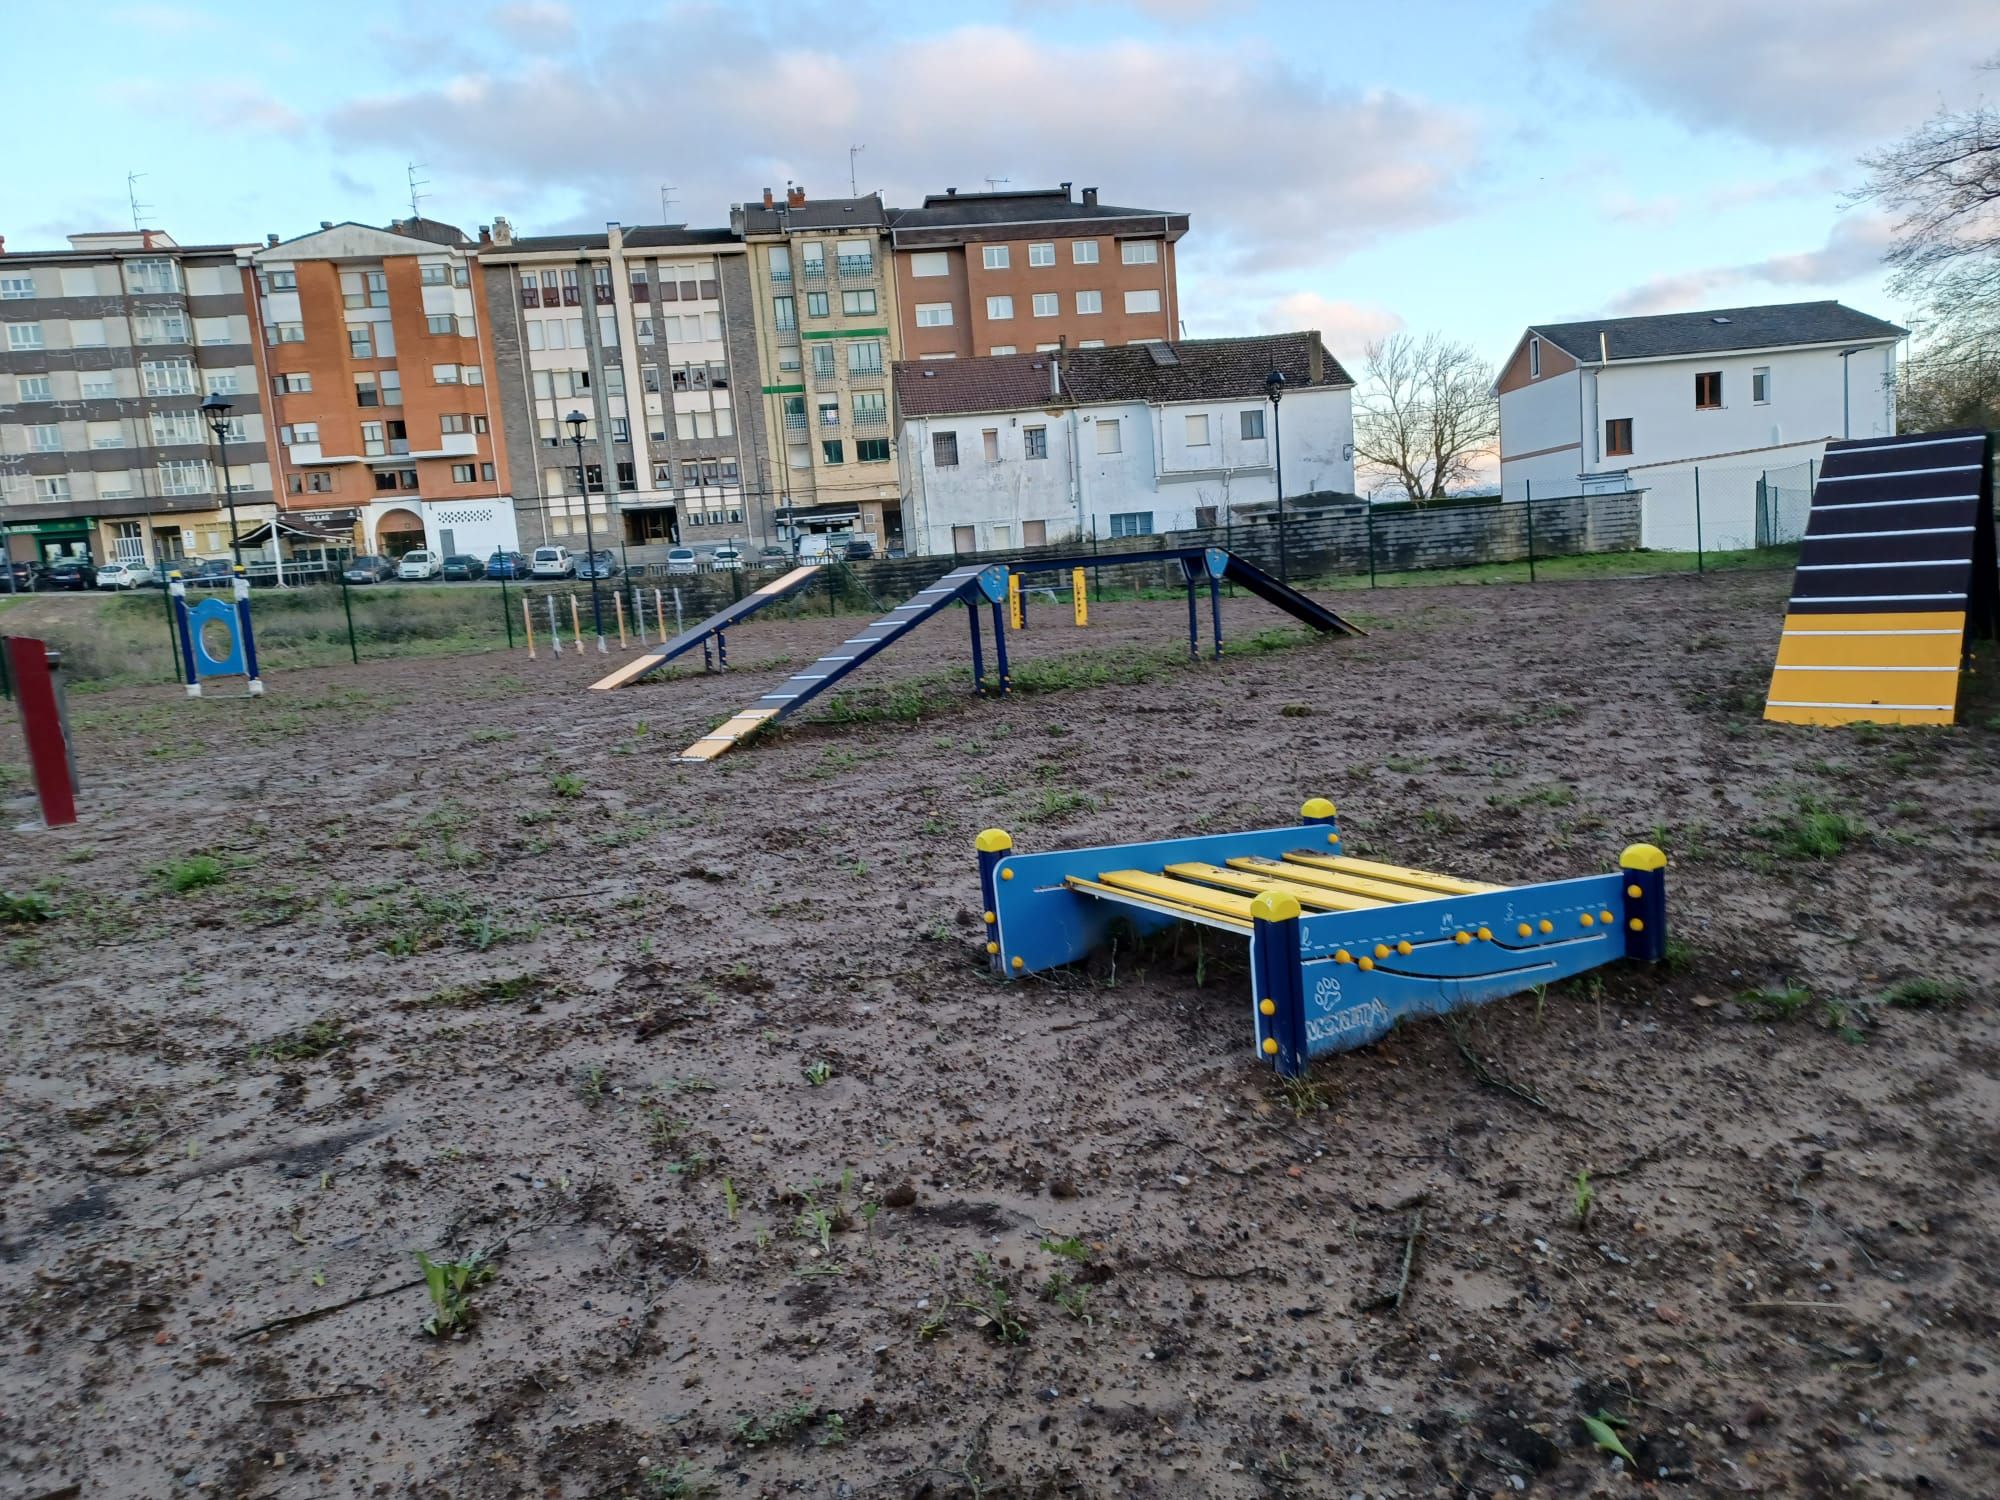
[5,516,97,566]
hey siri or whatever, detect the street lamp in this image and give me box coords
[200,391,244,568]
[1265,367,1288,582]
[568,409,606,652]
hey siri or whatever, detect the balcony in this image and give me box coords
[852,408,888,429]
[837,256,874,281]
[800,262,827,283]
[783,412,808,431]
[774,325,799,346]
[846,365,886,385]
[770,268,792,284]
[818,411,840,428]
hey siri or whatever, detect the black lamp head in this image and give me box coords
[565,409,588,437]
[198,391,234,421]
[1264,368,1287,399]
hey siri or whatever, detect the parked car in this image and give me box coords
[796,534,832,562]
[441,554,487,581]
[756,546,791,571]
[38,559,97,592]
[343,555,396,584]
[711,546,745,572]
[843,537,876,561]
[95,561,154,590]
[486,549,530,580]
[664,547,698,576]
[3,560,42,592]
[531,545,575,579]
[576,549,621,580]
[180,558,236,588]
[397,549,443,581]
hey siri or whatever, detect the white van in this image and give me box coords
[531,545,575,578]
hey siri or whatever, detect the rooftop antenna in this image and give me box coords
[659,184,678,220]
[406,161,431,221]
[127,172,152,232]
[849,144,866,198]
[983,175,1010,192]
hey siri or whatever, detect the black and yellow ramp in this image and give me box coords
[1764,429,1996,727]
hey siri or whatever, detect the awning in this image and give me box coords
[233,515,359,546]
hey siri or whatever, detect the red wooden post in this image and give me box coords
[5,635,77,827]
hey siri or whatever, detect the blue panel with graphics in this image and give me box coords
[187,596,247,679]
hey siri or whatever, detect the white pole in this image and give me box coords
[673,587,684,635]
[547,594,562,656]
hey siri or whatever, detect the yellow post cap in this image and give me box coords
[1300,797,1337,820]
[1454,931,1470,945]
[1259,997,1276,1016]
[976,828,1014,854]
[1010,955,1024,969]
[1249,890,1301,923]
[1620,843,1667,871]
[1262,1037,1279,1055]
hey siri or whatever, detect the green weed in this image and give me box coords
[415,1248,495,1337]
[637,1461,718,1498]
[153,854,231,894]
[1572,1170,1594,1226]
[1739,984,1813,1021]
[549,772,585,798]
[733,1401,817,1447]
[1884,977,1967,1009]
[803,1060,833,1086]
[1764,794,1857,860]
[0,890,54,924]
[249,1016,348,1064]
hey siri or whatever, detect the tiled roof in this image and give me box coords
[384,216,472,246]
[735,194,889,234]
[891,187,1184,231]
[482,225,736,256]
[894,332,1350,418]
[1533,301,1906,362]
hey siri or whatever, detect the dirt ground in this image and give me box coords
[2,568,1997,1500]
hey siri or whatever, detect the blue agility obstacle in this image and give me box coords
[588,564,825,692]
[170,570,264,698]
[676,547,1362,760]
[976,800,1666,1077]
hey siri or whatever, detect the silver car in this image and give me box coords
[95,561,154,590]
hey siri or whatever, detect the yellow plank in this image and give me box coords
[1293,852,1501,895]
[1764,703,1955,727]
[1230,855,1434,904]
[677,708,778,761]
[1163,861,1388,912]
[756,565,820,596]
[1778,610,1966,635]
[1765,668,1960,705]
[1776,632,1964,669]
[590,652,663,691]
[1089,869,1257,922]
[1064,875,1252,933]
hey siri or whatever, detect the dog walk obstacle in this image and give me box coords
[587,565,825,691]
[1764,429,1997,727]
[974,801,1666,1077]
[673,547,1362,762]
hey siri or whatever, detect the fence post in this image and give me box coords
[1693,466,1704,573]
[500,575,515,649]
[1524,479,1537,583]
[1365,502,1378,588]
[339,569,360,664]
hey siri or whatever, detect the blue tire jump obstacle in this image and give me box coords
[976,800,1666,1077]
[171,570,263,698]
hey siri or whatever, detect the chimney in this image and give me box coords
[1082,187,1098,207]
[1050,338,1064,399]
[265,232,279,248]
[1307,330,1324,386]
[321,220,333,230]
[478,224,491,245]
[1060,181,1072,200]
[762,187,774,209]
[946,187,957,197]
[787,184,807,208]
[491,215,513,246]
[606,220,623,253]
[0,235,8,256]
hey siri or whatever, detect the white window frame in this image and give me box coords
[1028,242,1055,267]
[1032,293,1059,318]
[1185,413,1210,447]
[1074,290,1102,316]
[1096,420,1122,455]
[6,323,44,350]
[1072,240,1099,265]
[982,244,1010,270]
[18,375,53,401]
[914,303,954,328]
[910,251,949,278]
[1752,366,1771,404]
[1120,239,1160,265]
[1124,289,1162,315]
[0,274,35,300]
[1528,337,1540,378]
[27,423,61,453]
[985,295,1014,321]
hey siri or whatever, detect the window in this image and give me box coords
[915,303,954,328]
[1752,366,1771,404]
[806,290,829,318]
[266,269,297,291]
[461,365,482,385]
[842,289,877,316]
[1073,240,1099,264]
[1096,420,1122,455]
[285,421,321,444]
[610,416,629,442]
[857,437,889,462]
[205,371,240,396]
[1185,413,1210,446]
[136,312,188,345]
[36,476,71,501]
[1694,371,1722,409]
[593,265,614,304]
[440,414,466,434]
[1528,338,1541,378]
[452,463,476,483]
[911,251,949,278]
[1078,339,1104,348]
[822,439,845,465]
[818,398,840,427]
[126,258,179,294]
[82,373,118,399]
[853,391,886,424]
[421,263,449,286]
[952,525,976,554]
[986,295,1014,320]
[289,470,334,494]
[1028,242,1055,267]
[71,319,106,347]
[151,410,204,446]
[1065,290,1099,318]
[1024,425,1047,460]
[158,459,209,495]
[933,431,959,466]
[800,243,826,276]
[982,244,1010,270]
[989,346,1016,356]
[356,374,380,407]
[18,375,51,401]
[847,340,883,374]
[27,424,60,453]
[604,365,626,395]
[773,295,796,330]
[1109,511,1154,537]
[433,363,461,384]
[1032,293,1059,318]
[1604,417,1633,456]
[348,323,374,358]
[141,359,196,396]
[1124,289,1162,314]
[269,322,304,344]
[427,314,456,335]
[0,274,35,299]
[88,420,124,448]
[1121,240,1160,265]
[636,317,655,342]
[1240,408,1265,440]
[982,429,1000,462]
[277,371,312,393]
[7,323,44,350]
[518,273,540,307]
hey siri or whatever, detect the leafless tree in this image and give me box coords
[1351,333,1498,501]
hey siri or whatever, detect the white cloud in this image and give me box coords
[1541,0,1996,146]
[109,4,218,35]
[99,79,304,136]
[1608,213,1897,314]
[491,1,575,48]
[1257,292,1405,360]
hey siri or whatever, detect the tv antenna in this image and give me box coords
[127,172,152,231]
[659,184,679,220]
[983,175,1009,192]
[407,161,431,221]
[849,144,866,197]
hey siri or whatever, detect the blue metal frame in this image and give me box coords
[596,564,825,688]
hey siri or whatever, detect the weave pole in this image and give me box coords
[523,596,537,660]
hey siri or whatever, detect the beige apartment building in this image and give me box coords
[732,189,905,552]
[889,185,1188,361]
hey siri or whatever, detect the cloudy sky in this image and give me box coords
[4,0,1994,364]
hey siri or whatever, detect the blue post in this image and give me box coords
[967,599,986,695]
[716,628,728,670]
[990,598,1011,695]
[1250,889,1308,1076]
[1208,573,1223,659]
[1184,570,1198,660]
[975,828,1012,973]
[1619,843,1668,962]
[170,577,199,698]
[232,570,264,697]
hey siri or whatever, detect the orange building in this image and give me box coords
[889,185,1188,361]
[248,218,513,560]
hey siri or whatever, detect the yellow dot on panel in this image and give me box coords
[1011,955,1025,969]
[1358,956,1375,971]
[1335,949,1352,964]
[1001,869,1014,881]
[1327,833,1340,846]
[1601,910,1615,924]
[1396,940,1413,956]
[1628,918,1644,932]
[1454,931,1470,945]
[1262,1037,1279,1056]
[1374,943,1390,959]
[1517,922,1532,938]
[983,910,996,924]
[985,941,998,954]
[1259,998,1277,1016]
[1538,919,1553,934]
[1580,913,1595,927]
[1627,884,1642,899]
[1477,926,1492,941]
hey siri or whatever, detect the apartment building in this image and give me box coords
[0,229,273,571]
[479,218,768,551]
[248,218,512,560]
[733,189,904,551]
[889,185,1187,361]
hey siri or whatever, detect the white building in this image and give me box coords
[894,332,1354,554]
[1496,301,1905,549]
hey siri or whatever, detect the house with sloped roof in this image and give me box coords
[1496,300,1905,547]
[892,331,1353,555]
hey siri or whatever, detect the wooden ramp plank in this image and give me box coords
[1163,861,1388,912]
[1063,875,1253,934]
[1287,851,1500,895]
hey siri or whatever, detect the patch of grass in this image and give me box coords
[638,1462,718,1499]
[1739,984,1813,1022]
[0,890,54,925]
[152,854,232,894]
[1572,1169,1595,1226]
[1884,977,1967,1010]
[957,1253,1030,1343]
[248,1015,349,1064]
[1762,794,1857,860]
[733,1400,819,1447]
[549,772,586,798]
[413,973,549,1009]
[1278,703,1314,718]
[1027,788,1098,821]
[803,1059,833,1087]
[1487,783,1576,810]
[415,1248,495,1337]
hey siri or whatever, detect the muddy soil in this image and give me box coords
[2,569,1997,1500]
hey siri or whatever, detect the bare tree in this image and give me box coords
[1351,333,1498,501]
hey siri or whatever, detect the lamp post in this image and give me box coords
[1265,368,1287,582]
[568,410,606,651]
[199,391,245,568]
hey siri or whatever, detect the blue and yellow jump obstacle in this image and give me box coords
[976,801,1666,1076]
[170,569,263,698]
